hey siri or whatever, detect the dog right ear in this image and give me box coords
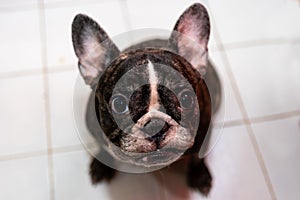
[72,14,120,89]
[169,3,210,77]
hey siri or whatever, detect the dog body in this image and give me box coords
[72,3,221,196]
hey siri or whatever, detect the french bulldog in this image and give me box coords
[72,3,221,196]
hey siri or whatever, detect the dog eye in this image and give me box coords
[111,95,129,114]
[179,90,194,109]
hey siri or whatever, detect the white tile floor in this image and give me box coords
[48,70,81,148]
[0,7,42,73]
[0,0,299,200]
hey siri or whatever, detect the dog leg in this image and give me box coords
[90,157,116,184]
[187,157,212,196]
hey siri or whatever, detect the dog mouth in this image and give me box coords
[113,110,195,167]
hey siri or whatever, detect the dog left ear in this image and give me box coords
[72,14,120,89]
[169,3,210,76]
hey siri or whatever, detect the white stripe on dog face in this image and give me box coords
[147,60,159,110]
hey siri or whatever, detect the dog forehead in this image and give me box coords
[98,48,196,98]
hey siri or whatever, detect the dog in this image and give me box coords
[72,3,221,196]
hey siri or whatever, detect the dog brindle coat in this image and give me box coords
[72,3,221,196]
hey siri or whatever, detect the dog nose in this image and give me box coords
[143,118,166,136]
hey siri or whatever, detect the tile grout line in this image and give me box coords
[209,14,278,200]
[250,110,300,124]
[219,48,278,200]
[0,0,119,13]
[0,68,43,79]
[38,1,55,200]
[44,0,121,10]
[217,43,278,200]
[0,65,77,80]
[0,110,299,163]
[0,150,48,162]
[0,108,299,162]
[119,0,133,31]
[222,119,246,128]
[0,144,85,162]
[0,36,299,80]
[0,4,37,13]
[219,37,300,51]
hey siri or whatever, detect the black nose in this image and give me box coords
[143,118,166,136]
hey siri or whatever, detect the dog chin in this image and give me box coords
[110,142,189,168]
[101,110,196,168]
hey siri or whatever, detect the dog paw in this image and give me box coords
[90,158,116,184]
[187,160,212,196]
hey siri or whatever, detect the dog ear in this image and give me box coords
[72,14,120,89]
[169,3,210,76]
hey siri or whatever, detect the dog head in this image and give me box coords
[72,3,211,168]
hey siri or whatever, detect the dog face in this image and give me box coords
[72,3,211,167]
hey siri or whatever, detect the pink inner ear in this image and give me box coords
[178,17,196,40]
[177,16,208,47]
[176,15,209,75]
[170,3,210,75]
